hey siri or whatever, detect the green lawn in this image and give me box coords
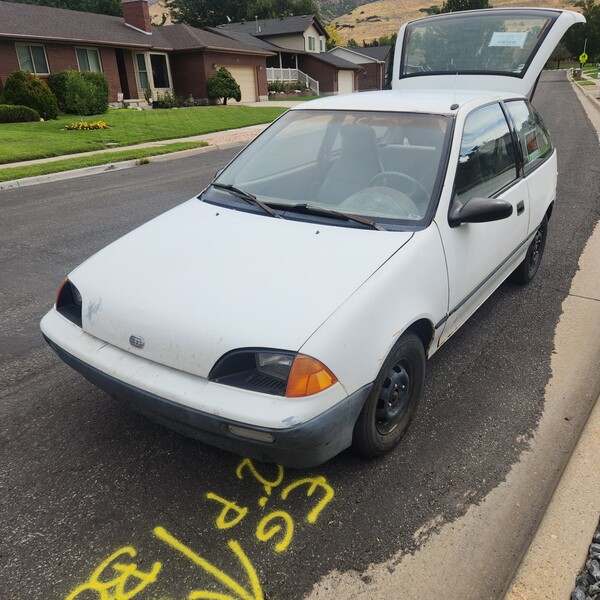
[0,105,287,165]
[0,141,208,183]
[583,64,599,79]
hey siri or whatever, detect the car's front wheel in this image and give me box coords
[509,215,548,284]
[352,332,425,458]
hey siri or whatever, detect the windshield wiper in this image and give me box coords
[281,203,386,231]
[210,183,282,219]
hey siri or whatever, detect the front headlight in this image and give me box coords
[209,349,337,397]
[55,278,82,327]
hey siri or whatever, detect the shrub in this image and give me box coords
[267,80,309,95]
[81,71,109,114]
[47,70,70,110]
[0,103,40,123]
[48,69,109,116]
[206,67,241,105]
[153,90,176,109]
[0,70,58,119]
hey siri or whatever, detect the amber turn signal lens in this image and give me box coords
[55,277,68,307]
[285,354,337,397]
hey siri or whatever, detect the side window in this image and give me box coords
[16,44,49,75]
[505,100,553,173]
[454,103,517,205]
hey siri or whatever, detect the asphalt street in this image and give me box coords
[1,71,599,600]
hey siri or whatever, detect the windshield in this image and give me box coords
[212,109,451,227]
[401,11,556,77]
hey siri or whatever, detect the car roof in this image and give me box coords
[291,88,522,116]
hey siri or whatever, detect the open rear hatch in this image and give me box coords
[392,8,585,98]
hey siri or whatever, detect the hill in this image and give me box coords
[330,0,580,44]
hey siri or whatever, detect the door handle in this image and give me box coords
[517,200,525,215]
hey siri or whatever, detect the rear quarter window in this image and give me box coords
[505,100,553,173]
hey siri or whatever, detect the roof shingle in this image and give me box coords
[0,1,272,54]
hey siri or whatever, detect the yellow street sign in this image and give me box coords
[579,52,588,64]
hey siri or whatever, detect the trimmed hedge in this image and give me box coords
[0,103,40,123]
[48,69,109,115]
[0,70,58,120]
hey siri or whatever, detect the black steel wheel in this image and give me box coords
[352,332,425,458]
[509,215,548,284]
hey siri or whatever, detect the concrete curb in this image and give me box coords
[0,140,248,192]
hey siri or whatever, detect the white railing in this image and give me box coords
[266,68,319,95]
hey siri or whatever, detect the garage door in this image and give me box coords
[223,66,258,102]
[338,70,355,94]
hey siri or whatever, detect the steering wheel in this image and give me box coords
[369,172,429,206]
[339,186,419,218]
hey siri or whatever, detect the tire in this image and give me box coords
[352,332,425,458]
[509,216,548,284]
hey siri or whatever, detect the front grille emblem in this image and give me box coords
[129,335,145,349]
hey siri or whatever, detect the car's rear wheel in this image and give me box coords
[352,332,425,458]
[509,215,548,284]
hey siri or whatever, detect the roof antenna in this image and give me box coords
[450,71,459,111]
[255,15,258,34]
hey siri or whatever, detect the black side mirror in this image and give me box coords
[449,197,513,227]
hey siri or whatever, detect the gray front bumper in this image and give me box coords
[44,336,371,468]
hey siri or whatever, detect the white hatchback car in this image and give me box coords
[42,8,584,467]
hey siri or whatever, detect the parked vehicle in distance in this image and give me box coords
[41,9,585,467]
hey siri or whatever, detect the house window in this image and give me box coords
[319,39,324,52]
[136,53,149,90]
[308,36,316,51]
[15,44,49,74]
[150,54,170,88]
[76,48,102,72]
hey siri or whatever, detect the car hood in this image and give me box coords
[69,199,413,379]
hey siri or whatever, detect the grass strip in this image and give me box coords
[0,141,208,183]
[577,80,597,86]
[0,105,287,164]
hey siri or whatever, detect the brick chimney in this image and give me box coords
[122,0,152,34]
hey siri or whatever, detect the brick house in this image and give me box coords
[210,15,362,95]
[328,45,392,91]
[0,0,274,105]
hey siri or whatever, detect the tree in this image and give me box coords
[206,67,241,105]
[4,0,121,15]
[549,43,571,68]
[246,0,319,20]
[166,0,246,28]
[167,0,319,29]
[325,24,343,50]
[563,0,600,61]
[439,0,491,12]
[347,38,358,47]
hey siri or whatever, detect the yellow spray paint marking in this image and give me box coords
[255,511,294,553]
[153,527,263,600]
[235,458,284,498]
[65,546,161,600]
[206,493,249,529]
[280,476,335,524]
